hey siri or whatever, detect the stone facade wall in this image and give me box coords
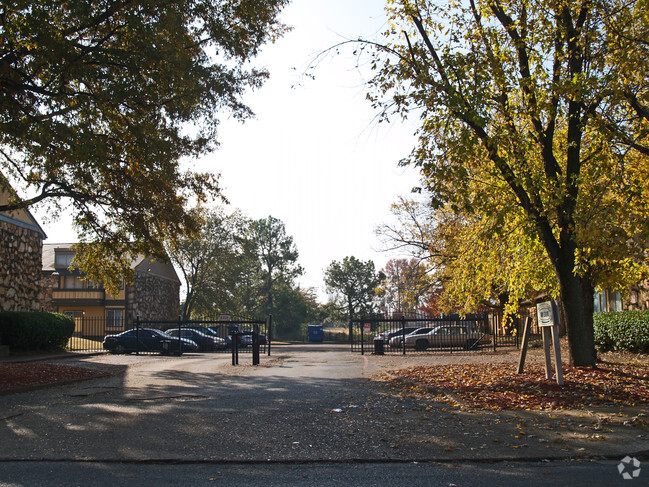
[39,274,57,313]
[0,220,45,311]
[126,272,180,322]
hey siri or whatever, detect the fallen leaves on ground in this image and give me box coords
[380,360,649,411]
[0,363,109,391]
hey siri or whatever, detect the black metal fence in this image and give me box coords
[350,313,522,354]
[65,316,271,360]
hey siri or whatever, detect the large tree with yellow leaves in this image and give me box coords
[367,0,649,366]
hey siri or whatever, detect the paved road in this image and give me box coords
[0,345,646,485]
[0,459,635,487]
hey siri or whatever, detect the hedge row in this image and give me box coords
[0,311,75,351]
[594,310,649,353]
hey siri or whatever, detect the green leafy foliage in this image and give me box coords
[594,311,649,353]
[0,312,74,351]
[167,207,254,319]
[324,256,381,320]
[250,216,304,314]
[270,284,321,340]
[0,0,289,287]
[167,210,313,337]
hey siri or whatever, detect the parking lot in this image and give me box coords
[2,344,647,467]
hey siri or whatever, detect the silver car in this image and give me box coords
[388,327,434,348]
[404,324,491,351]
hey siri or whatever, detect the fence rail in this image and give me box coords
[65,316,270,358]
[350,314,523,354]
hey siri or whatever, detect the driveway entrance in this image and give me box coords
[0,346,645,465]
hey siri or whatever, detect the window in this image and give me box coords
[55,253,74,267]
[63,276,84,289]
[106,309,124,328]
[63,310,83,319]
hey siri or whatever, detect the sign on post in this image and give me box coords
[536,300,564,386]
[536,301,555,327]
[363,323,371,334]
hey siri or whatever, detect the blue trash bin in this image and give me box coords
[307,325,324,342]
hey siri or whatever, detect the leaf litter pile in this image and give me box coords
[0,363,109,391]
[381,359,649,411]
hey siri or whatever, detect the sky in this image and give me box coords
[36,0,423,301]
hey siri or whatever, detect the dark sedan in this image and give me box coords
[374,327,420,344]
[233,330,267,347]
[103,328,198,355]
[166,328,227,351]
[181,326,232,348]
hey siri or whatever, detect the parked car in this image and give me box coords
[182,326,231,346]
[226,329,267,348]
[166,328,227,351]
[389,327,435,348]
[374,327,420,344]
[181,325,218,337]
[103,328,198,355]
[404,324,491,351]
[239,330,267,347]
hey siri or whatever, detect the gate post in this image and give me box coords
[252,324,260,365]
[178,315,183,355]
[401,315,407,356]
[360,316,365,356]
[136,316,140,356]
[267,314,272,357]
[349,318,353,352]
[231,331,239,366]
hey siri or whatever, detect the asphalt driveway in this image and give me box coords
[0,345,647,464]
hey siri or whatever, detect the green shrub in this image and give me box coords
[594,310,649,353]
[0,311,75,351]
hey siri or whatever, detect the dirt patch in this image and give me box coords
[0,362,120,393]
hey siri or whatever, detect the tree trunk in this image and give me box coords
[555,251,597,367]
[182,293,193,320]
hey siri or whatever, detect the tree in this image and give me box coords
[378,196,558,322]
[249,216,303,314]
[324,256,381,321]
[271,284,321,340]
[376,257,433,315]
[167,207,252,320]
[0,0,289,289]
[364,0,649,366]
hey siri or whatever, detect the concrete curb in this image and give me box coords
[0,351,104,364]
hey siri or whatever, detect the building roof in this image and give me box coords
[42,243,180,283]
[0,177,47,238]
[133,255,180,283]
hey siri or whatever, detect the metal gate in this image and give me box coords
[350,314,496,354]
[65,315,271,361]
[154,317,270,362]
